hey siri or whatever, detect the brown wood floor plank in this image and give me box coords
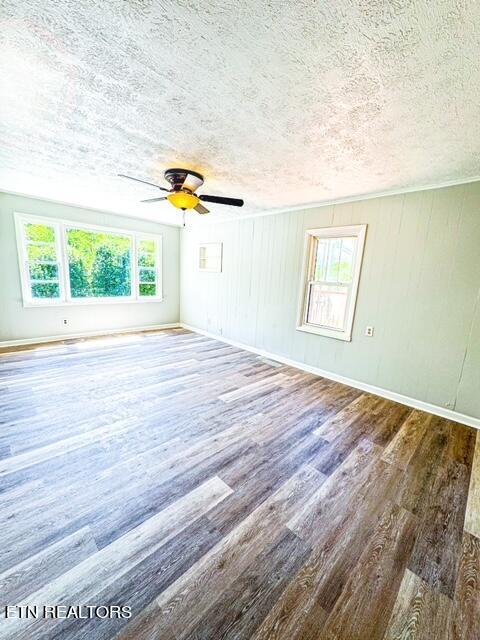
[180,528,311,640]
[407,457,470,597]
[464,432,480,538]
[287,456,404,620]
[367,402,413,447]
[408,423,475,597]
[288,437,382,545]
[452,532,480,640]
[397,417,450,516]
[381,410,432,470]
[383,568,453,640]
[321,503,417,640]
[313,393,380,442]
[251,548,329,640]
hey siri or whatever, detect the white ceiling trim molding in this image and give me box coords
[188,174,480,227]
[3,174,480,229]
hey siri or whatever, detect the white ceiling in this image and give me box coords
[1,1,479,227]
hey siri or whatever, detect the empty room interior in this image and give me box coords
[1,2,480,639]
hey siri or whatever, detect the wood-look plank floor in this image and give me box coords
[0,328,478,640]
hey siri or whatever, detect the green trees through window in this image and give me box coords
[18,216,161,303]
[67,229,131,298]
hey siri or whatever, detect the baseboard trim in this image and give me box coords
[180,323,480,430]
[0,323,181,350]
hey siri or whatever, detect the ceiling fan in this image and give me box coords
[118,168,244,216]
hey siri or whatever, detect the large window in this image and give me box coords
[16,214,162,306]
[297,225,366,341]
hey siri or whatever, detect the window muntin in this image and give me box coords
[298,225,366,341]
[16,214,162,306]
[199,243,222,272]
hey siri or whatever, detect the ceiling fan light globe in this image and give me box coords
[167,191,200,210]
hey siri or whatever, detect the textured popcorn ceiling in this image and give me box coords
[1,0,479,226]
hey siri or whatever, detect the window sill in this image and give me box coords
[22,297,164,308]
[296,324,352,342]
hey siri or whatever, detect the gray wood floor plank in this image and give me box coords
[0,476,232,640]
[0,527,99,604]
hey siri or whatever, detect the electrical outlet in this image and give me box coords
[365,326,374,337]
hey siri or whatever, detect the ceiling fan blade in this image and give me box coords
[194,203,210,215]
[199,195,244,207]
[183,173,204,192]
[118,174,169,192]
[141,197,168,203]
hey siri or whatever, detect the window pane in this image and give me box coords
[314,239,328,280]
[139,268,156,283]
[139,283,156,296]
[138,253,156,267]
[27,244,57,262]
[338,238,355,283]
[67,228,131,298]
[326,238,342,282]
[25,223,55,243]
[137,237,158,296]
[138,239,155,253]
[31,282,60,298]
[314,237,356,284]
[29,263,58,281]
[306,283,349,330]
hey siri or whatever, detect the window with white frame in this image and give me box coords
[199,243,222,272]
[21,220,63,300]
[297,225,367,341]
[16,213,162,305]
[136,237,161,297]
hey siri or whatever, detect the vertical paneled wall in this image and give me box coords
[180,182,480,421]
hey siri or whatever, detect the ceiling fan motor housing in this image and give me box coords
[164,168,204,192]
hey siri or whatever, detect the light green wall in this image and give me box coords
[0,193,180,341]
[180,182,480,421]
